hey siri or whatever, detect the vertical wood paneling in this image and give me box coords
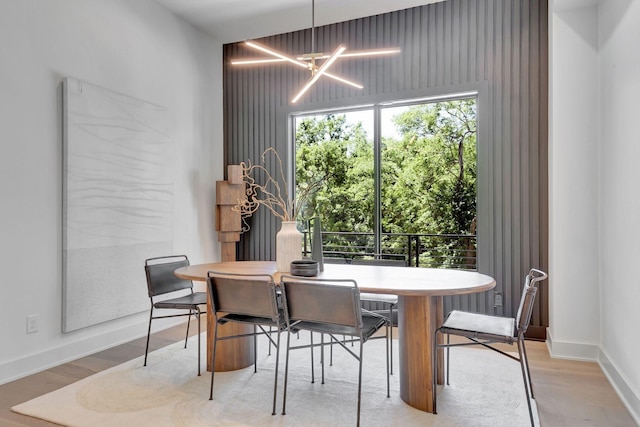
[222,0,548,332]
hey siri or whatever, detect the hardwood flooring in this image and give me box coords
[0,323,636,426]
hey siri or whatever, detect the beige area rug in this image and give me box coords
[13,333,539,426]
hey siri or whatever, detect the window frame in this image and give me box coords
[290,91,480,261]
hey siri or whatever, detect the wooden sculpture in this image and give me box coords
[215,164,244,262]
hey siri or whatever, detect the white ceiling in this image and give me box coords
[153,0,444,43]
[153,0,600,44]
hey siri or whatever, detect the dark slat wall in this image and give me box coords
[222,0,549,334]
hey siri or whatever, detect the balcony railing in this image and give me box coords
[302,230,477,270]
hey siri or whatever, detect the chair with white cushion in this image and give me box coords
[433,268,548,426]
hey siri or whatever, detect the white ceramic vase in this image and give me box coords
[276,220,302,272]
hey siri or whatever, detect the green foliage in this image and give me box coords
[295,99,477,267]
[296,114,374,232]
[386,100,477,235]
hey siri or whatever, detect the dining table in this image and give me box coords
[175,260,495,413]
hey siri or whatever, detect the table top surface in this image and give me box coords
[175,260,495,297]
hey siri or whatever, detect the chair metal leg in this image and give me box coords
[196,307,201,376]
[521,338,535,398]
[184,309,192,349]
[143,306,154,367]
[254,325,258,373]
[432,328,439,414]
[209,322,219,400]
[282,330,293,415]
[310,332,315,384]
[517,338,535,426]
[330,334,334,366]
[389,304,394,375]
[446,333,451,385]
[271,329,281,415]
[320,333,325,384]
[356,340,364,427]
[385,323,390,397]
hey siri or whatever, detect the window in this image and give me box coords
[293,95,477,269]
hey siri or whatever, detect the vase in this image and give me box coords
[276,221,302,272]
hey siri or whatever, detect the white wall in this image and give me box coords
[0,0,223,384]
[597,0,640,421]
[548,4,600,360]
[549,0,640,423]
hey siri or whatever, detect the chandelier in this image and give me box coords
[229,0,401,103]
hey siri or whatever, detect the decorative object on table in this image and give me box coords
[290,259,319,277]
[276,221,304,272]
[215,165,244,261]
[233,147,323,272]
[310,216,324,272]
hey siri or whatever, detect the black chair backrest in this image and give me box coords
[306,216,406,268]
[280,276,362,329]
[207,272,280,322]
[515,268,548,335]
[144,256,193,297]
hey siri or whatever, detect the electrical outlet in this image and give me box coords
[27,314,38,334]
[494,292,503,307]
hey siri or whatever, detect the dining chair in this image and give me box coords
[308,216,400,374]
[432,268,548,426]
[279,275,390,427]
[143,255,207,376]
[206,271,285,415]
[348,258,404,375]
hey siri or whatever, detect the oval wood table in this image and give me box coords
[175,260,495,413]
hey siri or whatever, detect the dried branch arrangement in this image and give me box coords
[233,147,322,232]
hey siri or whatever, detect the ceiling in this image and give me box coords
[153,0,599,44]
[153,0,444,43]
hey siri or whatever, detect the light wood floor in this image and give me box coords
[0,323,636,427]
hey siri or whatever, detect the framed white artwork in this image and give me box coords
[62,77,173,332]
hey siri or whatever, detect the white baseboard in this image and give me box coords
[546,328,640,426]
[0,318,185,386]
[598,348,640,426]
[545,328,599,361]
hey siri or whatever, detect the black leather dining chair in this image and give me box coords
[143,255,207,376]
[279,275,390,427]
[308,216,400,374]
[207,271,285,415]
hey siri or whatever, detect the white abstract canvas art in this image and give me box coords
[63,77,173,332]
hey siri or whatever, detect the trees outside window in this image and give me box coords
[294,97,477,268]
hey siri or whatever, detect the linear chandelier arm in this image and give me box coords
[291,44,345,103]
[233,47,363,89]
[230,48,401,65]
[323,71,363,89]
[244,40,310,70]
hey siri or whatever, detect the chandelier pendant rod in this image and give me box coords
[310,0,317,73]
[311,0,315,54]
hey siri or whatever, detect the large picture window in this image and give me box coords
[293,95,477,269]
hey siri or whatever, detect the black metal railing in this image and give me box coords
[302,229,477,270]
